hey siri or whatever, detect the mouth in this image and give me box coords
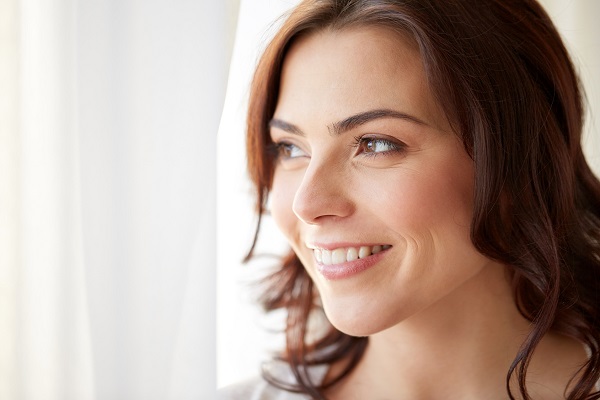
[313,245,392,266]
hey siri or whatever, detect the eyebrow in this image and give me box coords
[269,109,426,137]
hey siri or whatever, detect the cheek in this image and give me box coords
[410,174,472,227]
[359,155,475,247]
[269,170,300,242]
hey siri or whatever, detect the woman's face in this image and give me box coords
[269,26,493,336]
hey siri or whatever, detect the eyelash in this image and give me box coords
[351,135,406,157]
[268,135,406,161]
[268,141,305,160]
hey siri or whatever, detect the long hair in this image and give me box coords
[244,1,600,398]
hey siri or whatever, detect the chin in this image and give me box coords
[322,302,398,337]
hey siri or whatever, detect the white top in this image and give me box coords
[217,361,329,400]
[219,348,600,399]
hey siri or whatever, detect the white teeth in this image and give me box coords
[332,248,346,264]
[314,249,322,263]
[358,246,370,259]
[347,247,358,262]
[322,250,332,265]
[315,245,391,265]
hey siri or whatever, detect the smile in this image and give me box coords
[314,245,392,266]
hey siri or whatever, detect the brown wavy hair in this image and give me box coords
[244,0,600,398]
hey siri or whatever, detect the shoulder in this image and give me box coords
[217,376,310,400]
[218,361,329,400]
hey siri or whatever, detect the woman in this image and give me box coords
[221,0,600,398]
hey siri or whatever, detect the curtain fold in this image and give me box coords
[2,0,93,398]
[542,0,600,173]
[1,0,232,398]
[216,0,300,388]
[0,0,21,398]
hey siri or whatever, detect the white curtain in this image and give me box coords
[543,0,600,173]
[216,0,300,389]
[0,0,236,398]
[216,0,600,389]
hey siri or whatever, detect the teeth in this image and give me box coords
[347,247,358,262]
[322,250,331,265]
[314,249,322,263]
[358,246,370,259]
[314,245,391,266]
[332,248,346,264]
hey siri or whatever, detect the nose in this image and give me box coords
[291,159,355,224]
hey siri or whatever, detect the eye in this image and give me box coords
[353,135,405,157]
[272,141,308,160]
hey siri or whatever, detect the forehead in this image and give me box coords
[275,26,446,130]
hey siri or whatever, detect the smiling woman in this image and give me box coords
[219,0,600,399]
[269,27,483,340]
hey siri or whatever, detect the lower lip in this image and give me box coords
[316,249,389,280]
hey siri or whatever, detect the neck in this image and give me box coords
[325,263,585,399]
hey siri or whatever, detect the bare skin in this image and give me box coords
[323,264,586,399]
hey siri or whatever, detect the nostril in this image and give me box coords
[292,183,354,224]
[289,159,355,224]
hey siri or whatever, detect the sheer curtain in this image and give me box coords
[544,0,600,172]
[216,0,300,389]
[0,0,237,399]
[216,0,600,389]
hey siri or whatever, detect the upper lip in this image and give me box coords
[306,241,391,250]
